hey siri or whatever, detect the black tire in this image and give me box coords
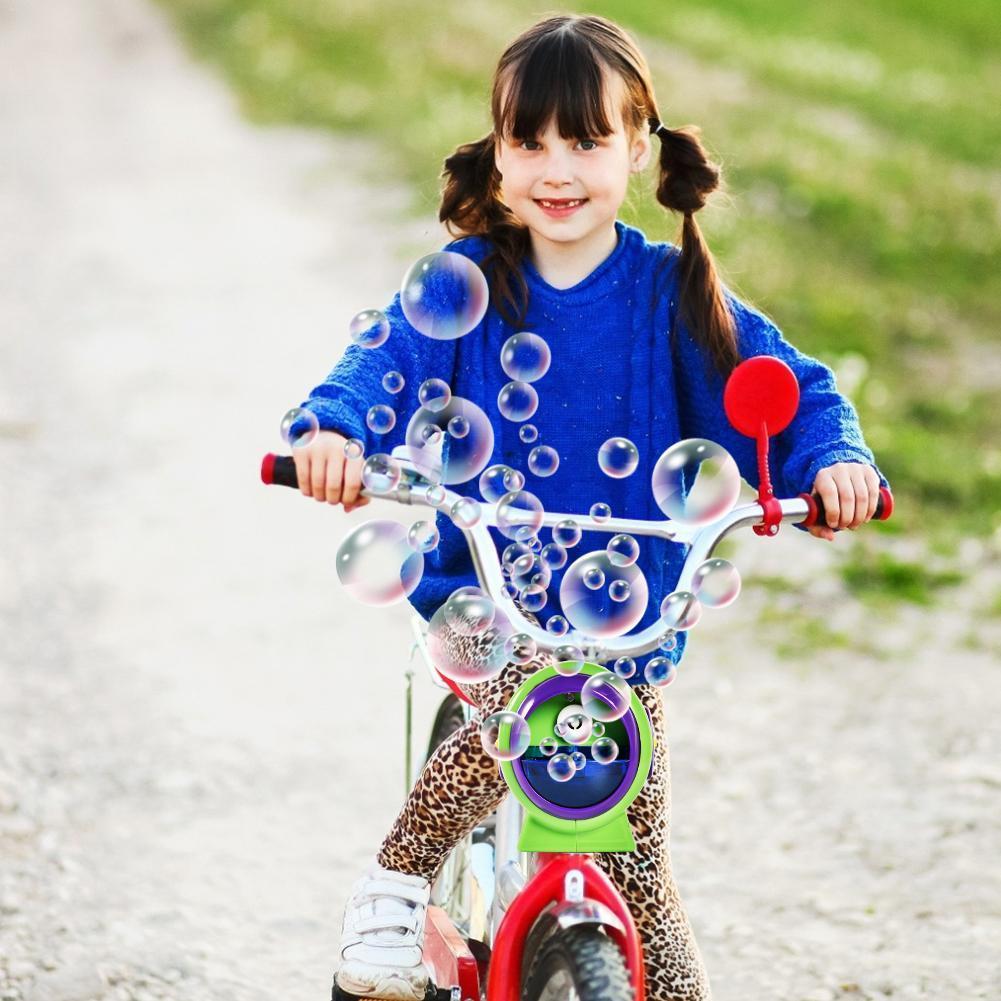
[425,693,466,762]
[522,925,633,1001]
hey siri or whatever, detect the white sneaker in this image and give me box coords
[335,861,432,1001]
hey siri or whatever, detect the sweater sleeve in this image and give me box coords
[672,291,888,496]
[297,293,460,459]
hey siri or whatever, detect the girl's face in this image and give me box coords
[493,72,651,253]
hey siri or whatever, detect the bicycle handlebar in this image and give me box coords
[261,452,891,660]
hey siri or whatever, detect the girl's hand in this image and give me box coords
[808,462,882,541]
[291,430,371,512]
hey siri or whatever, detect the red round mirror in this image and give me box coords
[724,356,799,438]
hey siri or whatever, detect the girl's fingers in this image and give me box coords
[814,469,841,529]
[323,453,344,504]
[341,457,364,507]
[293,449,313,499]
[848,466,871,528]
[865,466,881,522]
[835,469,856,528]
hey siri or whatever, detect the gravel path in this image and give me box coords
[1,2,998,1000]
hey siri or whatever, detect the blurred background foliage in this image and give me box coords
[157,0,1000,589]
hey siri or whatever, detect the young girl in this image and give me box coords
[291,14,885,1001]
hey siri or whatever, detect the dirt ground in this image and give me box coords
[1,2,998,1000]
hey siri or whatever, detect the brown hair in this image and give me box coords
[438,13,740,375]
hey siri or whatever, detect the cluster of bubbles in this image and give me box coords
[287,248,752,678]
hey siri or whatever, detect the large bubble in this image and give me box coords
[426,594,514,683]
[581,671,631,722]
[652,439,741,526]
[349,308,390,349]
[692,558,742,607]
[598,437,639,479]
[335,521,424,606]
[405,396,494,485]
[500,332,551,383]
[400,252,488,340]
[480,711,531,761]
[497,489,545,542]
[560,551,648,638]
[498,381,539,422]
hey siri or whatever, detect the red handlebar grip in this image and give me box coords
[800,486,893,527]
[261,453,277,485]
[876,486,894,521]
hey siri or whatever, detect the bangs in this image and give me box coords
[497,33,621,141]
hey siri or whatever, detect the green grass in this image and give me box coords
[156,0,1001,543]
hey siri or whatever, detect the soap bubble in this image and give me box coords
[555,712,592,745]
[592,737,619,765]
[479,464,523,502]
[591,721,606,738]
[448,416,470,440]
[344,438,365,460]
[366,404,396,434]
[497,490,545,542]
[502,541,531,570]
[561,552,648,638]
[540,543,567,570]
[444,589,496,636]
[609,580,631,603]
[612,656,636,679]
[504,633,537,665]
[335,520,424,606]
[552,645,585,678]
[350,308,390,349]
[519,584,548,613]
[527,535,542,552]
[606,534,639,567]
[528,446,559,477]
[598,437,639,479]
[480,711,531,761]
[581,671,631,722]
[407,520,439,553]
[426,598,514,683]
[450,497,482,529]
[400,251,489,340]
[545,615,569,637]
[519,424,539,444]
[644,657,677,687]
[405,397,494,485]
[652,439,741,526]
[539,736,559,757]
[589,502,611,524]
[692,558,742,607]
[553,520,582,548]
[500,332,551,382]
[583,567,605,591]
[426,483,447,506]
[418,378,451,411]
[658,631,678,652]
[501,582,519,600]
[547,754,575,782]
[659,590,702,631]
[280,407,319,448]
[498,381,539,422]
[382,371,405,394]
[570,751,587,771]
[510,553,551,592]
[362,454,401,494]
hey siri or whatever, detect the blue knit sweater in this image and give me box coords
[300,220,884,681]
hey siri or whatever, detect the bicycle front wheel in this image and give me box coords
[523,925,633,1001]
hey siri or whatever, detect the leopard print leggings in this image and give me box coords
[376,634,712,1001]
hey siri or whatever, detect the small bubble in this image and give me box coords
[652,438,741,526]
[547,753,575,782]
[589,502,611,523]
[400,252,489,340]
[539,736,559,757]
[520,584,548,613]
[418,378,451,411]
[504,632,537,665]
[497,490,545,542]
[644,657,677,687]
[581,672,631,722]
[407,520,439,553]
[660,591,702,630]
[583,567,605,590]
[450,497,482,528]
[280,407,319,449]
[480,711,531,761]
[498,381,539,422]
[609,579,631,602]
[570,751,587,771]
[540,543,567,569]
[528,446,559,477]
[350,308,390,349]
[592,737,618,765]
[366,404,396,434]
[598,437,639,478]
[500,332,551,382]
[426,483,446,506]
[658,630,678,652]
[382,370,405,394]
[553,519,582,548]
[344,438,365,460]
[545,615,569,636]
[606,534,639,567]
[448,415,470,439]
[692,558,742,607]
[480,464,520,502]
[612,656,636,679]
[519,424,539,444]
[362,454,401,494]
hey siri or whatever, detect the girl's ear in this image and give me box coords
[630,131,653,174]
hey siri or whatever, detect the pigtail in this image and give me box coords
[649,118,740,377]
[439,134,531,329]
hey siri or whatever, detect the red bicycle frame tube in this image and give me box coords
[486,852,645,1001]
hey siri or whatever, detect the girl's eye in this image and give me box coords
[519,139,599,151]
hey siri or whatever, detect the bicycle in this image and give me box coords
[261,355,892,1001]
